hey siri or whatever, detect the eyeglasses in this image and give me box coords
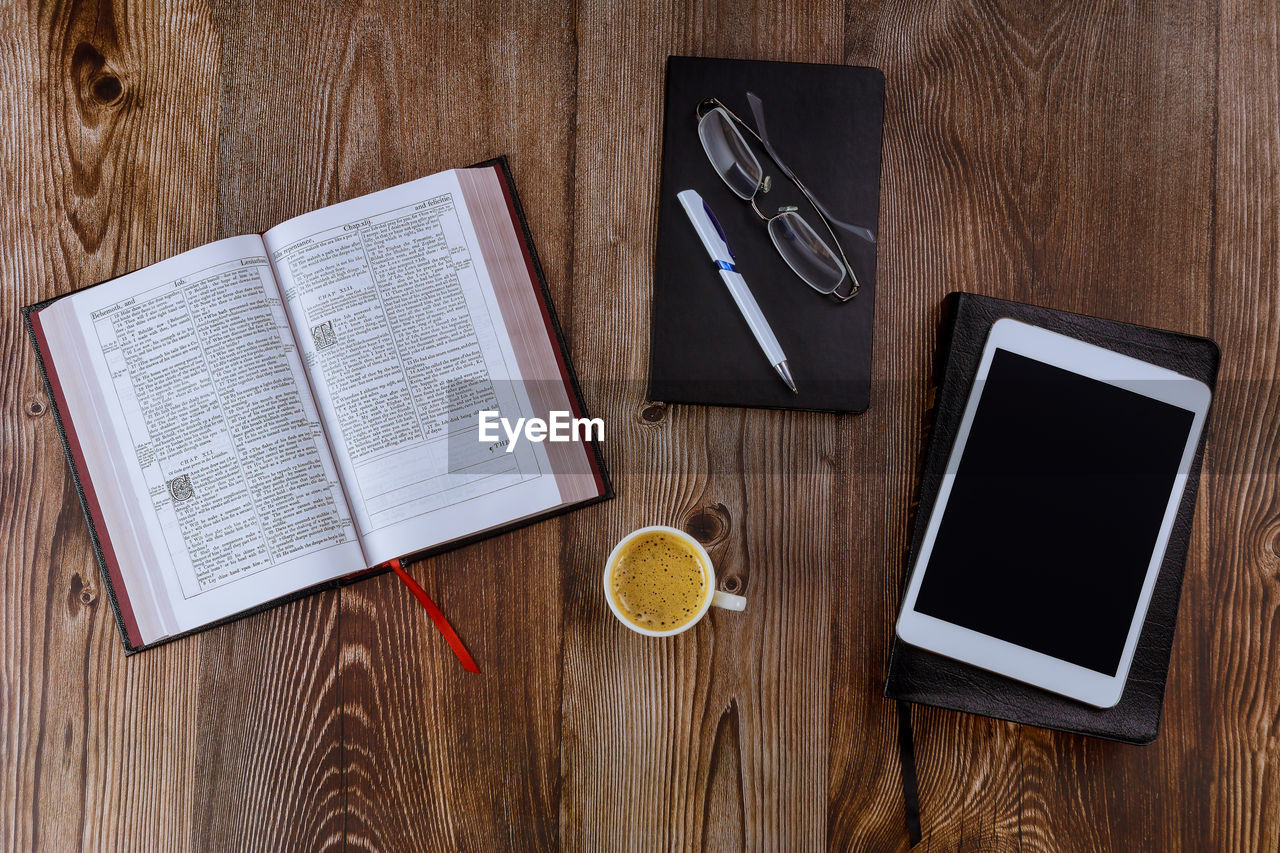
[695,97,861,302]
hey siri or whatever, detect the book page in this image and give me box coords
[36,236,364,644]
[264,171,568,565]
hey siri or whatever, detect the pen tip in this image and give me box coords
[776,361,797,394]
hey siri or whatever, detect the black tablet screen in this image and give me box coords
[914,348,1196,676]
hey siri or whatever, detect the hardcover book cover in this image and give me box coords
[649,55,885,413]
[885,292,1219,743]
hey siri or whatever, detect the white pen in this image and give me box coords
[677,189,797,393]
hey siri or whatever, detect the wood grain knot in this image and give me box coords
[71,42,127,110]
[639,402,667,423]
[683,503,731,546]
[90,74,124,106]
[68,572,97,610]
[25,397,47,417]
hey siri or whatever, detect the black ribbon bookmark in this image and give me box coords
[896,700,923,847]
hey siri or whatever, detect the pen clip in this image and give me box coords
[703,201,735,260]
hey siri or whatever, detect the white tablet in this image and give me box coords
[895,318,1211,708]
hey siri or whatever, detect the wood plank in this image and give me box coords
[1205,0,1280,849]
[205,0,578,849]
[338,0,579,843]
[830,1,1219,850]
[186,3,390,849]
[1003,3,1219,852]
[829,3,1037,848]
[1,0,223,850]
[560,2,846,850]
[190,598,345,852]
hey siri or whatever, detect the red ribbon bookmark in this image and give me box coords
[387,558,481,674]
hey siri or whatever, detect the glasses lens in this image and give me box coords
[697,108,763,199]
[767,212,846,294]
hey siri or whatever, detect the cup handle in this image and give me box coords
[711,590,747,612]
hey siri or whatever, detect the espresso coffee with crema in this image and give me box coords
[608,531,709,631]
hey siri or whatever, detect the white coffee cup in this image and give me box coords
[603,525,747,637]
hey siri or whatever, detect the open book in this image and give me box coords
[26,160,610,652]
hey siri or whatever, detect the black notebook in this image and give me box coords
[26,158,611,653]
[885,292,1219,743]
[649,56,885,413]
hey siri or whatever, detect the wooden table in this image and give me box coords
[3,1,1277,850]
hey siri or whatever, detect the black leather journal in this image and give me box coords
[649,56,884,413]
[885,292,1219,743]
